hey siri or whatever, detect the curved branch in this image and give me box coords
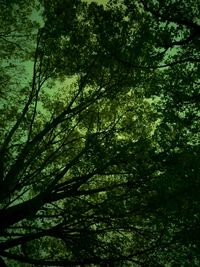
[140,0,200,31]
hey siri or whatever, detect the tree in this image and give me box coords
[120,0,200,265]
[0,0,199,266]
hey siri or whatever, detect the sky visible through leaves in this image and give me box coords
[0,0,200,266]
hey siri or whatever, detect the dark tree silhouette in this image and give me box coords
[0,0,199,266]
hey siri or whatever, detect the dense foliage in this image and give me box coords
[0,0,199,266]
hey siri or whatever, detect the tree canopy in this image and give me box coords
[0,0,199,266]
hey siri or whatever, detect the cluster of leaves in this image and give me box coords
[0,0,199,266]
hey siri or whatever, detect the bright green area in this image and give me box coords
[85,0,108,5]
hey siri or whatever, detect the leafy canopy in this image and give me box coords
[0,0,199,266]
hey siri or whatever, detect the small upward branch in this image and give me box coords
[0,29,43,154]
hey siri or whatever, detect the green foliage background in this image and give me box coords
[0,0,199,266]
